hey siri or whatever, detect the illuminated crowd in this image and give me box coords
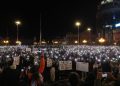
[0,45,120,86]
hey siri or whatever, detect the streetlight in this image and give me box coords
[16,41,22,45]
[98,37,106,44]
[3,40,9,45]
[75,21,81,45]
[15,20,21,42]
[87,27,91,44]
[74,40,78,44]
[87,27,91,32]
[82,40,87,44]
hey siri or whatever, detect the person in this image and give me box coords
[69,72,84,86]
[1,57,19,86]
[30,66,43,86]
[85,72,95,86]
[19,68,29,86]
[50,64,56,82]
[102,72,116,86]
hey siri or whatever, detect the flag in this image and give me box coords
[38,52,45,74]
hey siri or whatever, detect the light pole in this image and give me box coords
[105,25,113,44]
[15,20,21,42]
[75,21,81,45]
[87,27,91,44]
[15,20,21,45]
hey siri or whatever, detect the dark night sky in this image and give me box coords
[0,0,101,43]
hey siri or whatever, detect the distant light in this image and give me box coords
[74,40,78,44]
[98,38,106,43]
[41,41,46,44]
[82,40,87,44]
[87,28,91,31]
[114,42,117,45]
[3,40,9,44]
[105,25,112,28]
[15,20,21,25]
[115,23,120,27]
[75,22,81,27]
[54,41,58,44]
[101,0,113,5]
[98,59,101,62]
[75,58,78,62]
[16,41,22,45]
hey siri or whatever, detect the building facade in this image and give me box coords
[96,0,120,44]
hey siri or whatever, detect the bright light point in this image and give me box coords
[105,25,112,28]
[98,59,101,62]
[87,28,91,31]
[16,41,22,45]
[74,40,78,44]
[55,56,58,59]
[54,41,58,44]
[41,41,46,44]
[75,58,78,62]
[75,22,81,26]
[3,40,9,44]
[82,40,87,44]
[115,23,120,27]
[6,55,9,58]
[15,20,21,25]
[114,42,117,45]
[98,38,105,43]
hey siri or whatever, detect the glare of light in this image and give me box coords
[114,42,117,45]
[75,58,78,62]
[98,38,106,43]
[55,56,58,59]
[115,23,120,27]
[35,62,38,65]
[54,41,58,44]
[75,22,81,27]
[105,25,112,28]
[107,57,109,59]
[98,59,101,62]
[41,41,46,44]
[82,40,87,44]
[3,40,9,44]
[87,28,91,31]
[6,55,10,58]
[16,41,22,45]
[74,40,78,44]
[15,20,21,25]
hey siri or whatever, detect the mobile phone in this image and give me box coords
[21,69,24,72]
[102,73,107,77]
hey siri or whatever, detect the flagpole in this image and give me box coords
[40,14,42,45]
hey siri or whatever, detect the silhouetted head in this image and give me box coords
[69,72,80,86]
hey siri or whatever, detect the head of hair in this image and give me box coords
[69,72,80,86]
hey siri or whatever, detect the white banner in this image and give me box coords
[47,58,53,67]
[59,61,72,70]
[76,62,89,72]
[26,48,31,52]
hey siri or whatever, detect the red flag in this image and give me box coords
[38,52,45,74]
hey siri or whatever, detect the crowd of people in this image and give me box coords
[0,45,120,86]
